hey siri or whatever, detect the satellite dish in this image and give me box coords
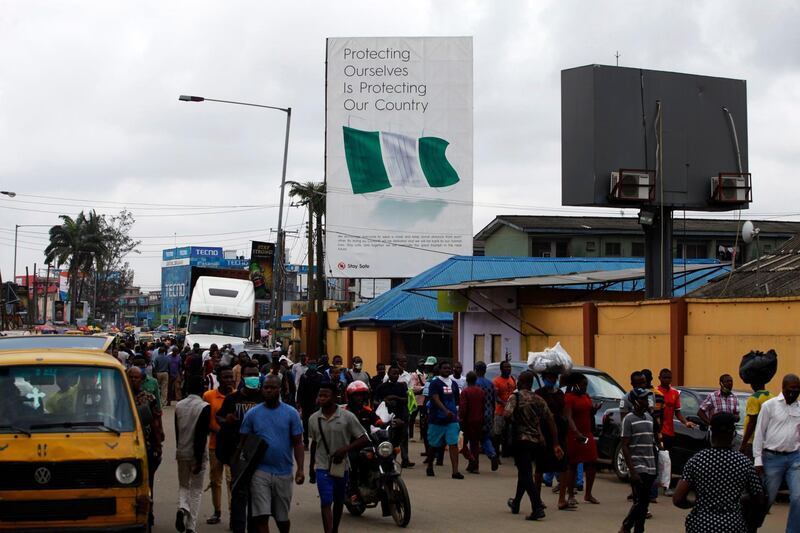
[742,220,759,243]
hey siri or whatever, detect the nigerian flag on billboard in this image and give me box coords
[343,126,460,194]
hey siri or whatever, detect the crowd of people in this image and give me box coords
[115,334,798,533]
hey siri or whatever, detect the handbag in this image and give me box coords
[317,417,347,478]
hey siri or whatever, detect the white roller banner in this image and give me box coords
[325,36,473,278]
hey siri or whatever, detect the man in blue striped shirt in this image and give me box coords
[620,388,657,533]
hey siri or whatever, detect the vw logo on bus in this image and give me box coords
[34,466,52,485]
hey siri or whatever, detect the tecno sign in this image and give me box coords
[192,248,221,257]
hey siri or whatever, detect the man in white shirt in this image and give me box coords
[452,361,467,391]
[753,373,800,528]
[383,355,411,386]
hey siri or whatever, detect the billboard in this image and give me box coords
[161,264,191,320]
[561,65,749,210]
[162,246,223,267]
[249,241,275,300]
[325,36,473,278]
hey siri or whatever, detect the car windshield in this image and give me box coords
[0,365,135,434]
[188,315,250,338]
[584,373,626,399]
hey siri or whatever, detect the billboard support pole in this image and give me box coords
[643,208,673,299]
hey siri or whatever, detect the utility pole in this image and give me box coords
[307,219,314,308]
[315,205,325,356]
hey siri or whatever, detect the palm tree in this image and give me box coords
[45,210,108,323]
[288,181,325,354]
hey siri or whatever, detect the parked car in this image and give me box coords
[484,362,627,437]
[597,386,749,481]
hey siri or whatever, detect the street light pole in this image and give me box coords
[274,108,292,339]
[179,95,291,345]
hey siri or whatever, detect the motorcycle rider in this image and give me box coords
[346,380,384,432]
[345,381,384,504]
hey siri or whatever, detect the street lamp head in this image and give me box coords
[0,191,16,197]
[178,95,205,102]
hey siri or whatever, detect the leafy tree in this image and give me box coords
[45,210,139,324]
[88,210,141,322]
[45,210,108,323]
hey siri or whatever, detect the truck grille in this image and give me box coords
[0,498,116,521]
[0,460,128,490]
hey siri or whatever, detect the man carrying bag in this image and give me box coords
[309,382,371,533]
[239,374,305,533]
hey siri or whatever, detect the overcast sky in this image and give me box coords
[1,0,799,291]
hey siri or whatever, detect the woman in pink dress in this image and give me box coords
[562,373,600,509]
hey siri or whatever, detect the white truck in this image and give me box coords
[184,276,255,352]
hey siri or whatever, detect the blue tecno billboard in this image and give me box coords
[161,264,191,323]
[162,247,223,267]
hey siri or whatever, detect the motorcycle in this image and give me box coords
[345,424,411,527]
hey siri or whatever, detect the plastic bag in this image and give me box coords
[375,401,393,424]
[527,342,574,374]
[657,449,672,488]
[739,349,778,385]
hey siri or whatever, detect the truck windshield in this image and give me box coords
[0,365,135,434]
[188,315,250,338]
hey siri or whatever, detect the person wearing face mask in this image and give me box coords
[347,356,371,386]
[752,374,800,531]
[215,365,263,533]
[203,366,235,525]
[698,373,740,426]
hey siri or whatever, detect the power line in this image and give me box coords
[0,197,279,212]
[0,203,272,217]
[8,192,278,209]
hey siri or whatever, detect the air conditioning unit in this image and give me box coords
[710,175,748,203]
[610,170,654,202]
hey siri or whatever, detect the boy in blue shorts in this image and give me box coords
[309,383,370,533]
[425,361,464,479]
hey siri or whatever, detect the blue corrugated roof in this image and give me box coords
[338,256,728,326]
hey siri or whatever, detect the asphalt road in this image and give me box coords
[152,405,789,532]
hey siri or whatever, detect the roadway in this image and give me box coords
[152,405,789,532]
